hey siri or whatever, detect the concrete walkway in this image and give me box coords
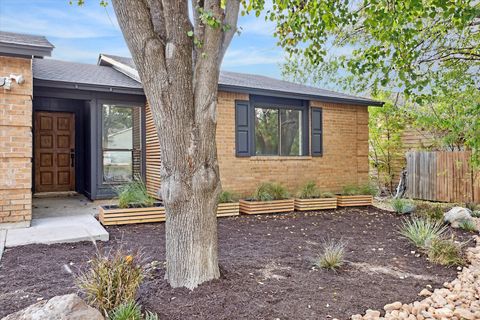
[5,214,109,247]
[1,194,110,249]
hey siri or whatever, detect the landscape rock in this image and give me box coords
[349,236,480,320]
[1,294,104,320]
[444,207,473,228]
[418,289,432,297]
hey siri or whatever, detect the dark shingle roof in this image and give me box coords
[101,54,136,69]
[33,58,143,90]
[0,31,54,57]
[219,71,378,105]
[100,54,382,106]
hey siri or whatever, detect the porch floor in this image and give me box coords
[32,193,113,219]
[3,194,111,248]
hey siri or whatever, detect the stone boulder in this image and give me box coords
[444,207,473,228]
[2,294,104,320]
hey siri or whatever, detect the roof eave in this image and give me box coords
[33,78,145,95]
[0,42,53,58]
[218,84,384,106]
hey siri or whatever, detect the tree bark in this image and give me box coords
[111,0,239,289]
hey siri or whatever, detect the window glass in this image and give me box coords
[102,104,142,183]
[255,108,279,155]
[103,151,133,183]
[254,106,303,156]
[280,109,302,156]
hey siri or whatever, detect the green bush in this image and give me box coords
[465,202,479,211]
[76,249,144,315]
[116,179,155,209]
[109,301,142,320]
[427,237,466,266]
[391,198,416,215]
[316,239,346,271]
[414,202,444,222]
[458,219,477,232]
[341,182,378,196]
[471,210,480,218]
[253,182,290,201]
[297,181,321,199]
[320,191,335,198]
[109,302,160,320]
[218,190,236,203]
[399,218,448,249]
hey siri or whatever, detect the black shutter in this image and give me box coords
[311,108,323,156]
[235,100,251,157]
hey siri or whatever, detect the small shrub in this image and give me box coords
[116,179,155,209]
[465,202,479,211]
[391,198,415,215]
[341,185,361,196]
[316,239,346,271]
[399,218,448,249]
[218,190,236,203]
[109,301,142,320]
[359,182,379,196]
[144,311,160,320]
[341,182,378,196]
[471,210,480,218]
[427,237,466,266]
[297,181,321,199]
[253,182,289,201]
[415,202,444,222]
[458,219,477,232]
[320,191,335,198]
[76,249,144,315]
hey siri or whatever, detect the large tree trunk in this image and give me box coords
[111,0,239,289]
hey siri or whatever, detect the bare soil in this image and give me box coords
[0,207,473,320]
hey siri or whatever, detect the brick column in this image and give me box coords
[0,56,33,228]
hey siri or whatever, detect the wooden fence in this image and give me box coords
[406,151,480,203]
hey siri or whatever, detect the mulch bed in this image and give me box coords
[0,207,474,319]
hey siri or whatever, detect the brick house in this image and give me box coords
[0,31,381,229]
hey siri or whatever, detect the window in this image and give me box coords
[235,97,315,157]
[254,107,304,156]
[102,104,142,183]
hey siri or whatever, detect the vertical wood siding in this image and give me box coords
[145,103,161,198]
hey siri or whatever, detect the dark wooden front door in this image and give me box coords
[34,112,75,192]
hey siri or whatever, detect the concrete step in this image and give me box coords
[5,214,109,247]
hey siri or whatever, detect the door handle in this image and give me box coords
[70,149,75,167]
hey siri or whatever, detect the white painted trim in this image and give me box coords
[99,55,141,83]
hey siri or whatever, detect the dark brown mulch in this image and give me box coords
[0,207,474,320]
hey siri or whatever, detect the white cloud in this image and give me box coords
[223,48,284,67]
[0,4,119,39]
[238,16,276,37]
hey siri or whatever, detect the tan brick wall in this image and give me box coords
[217,92,369,196]
[146,90,370,198]
[0,56,32,227]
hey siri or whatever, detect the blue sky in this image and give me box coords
[0,0,284,78]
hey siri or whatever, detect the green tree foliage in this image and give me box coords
[274,1,479,166]
[369,93,406,193]
[408,68,480,166]
[276,0,479,95]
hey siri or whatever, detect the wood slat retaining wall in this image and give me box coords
[406,151,480,203]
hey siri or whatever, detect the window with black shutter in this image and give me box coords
[311,107,323,156]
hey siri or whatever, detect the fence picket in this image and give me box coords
[406,151,478,204]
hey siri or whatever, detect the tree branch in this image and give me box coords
[219,0,240,64]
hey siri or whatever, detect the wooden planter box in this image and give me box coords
[99,202,165,226]
[336,195,373,207]
[294,197,337,211]
[217,202,240,217]
[239,199,294,215]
